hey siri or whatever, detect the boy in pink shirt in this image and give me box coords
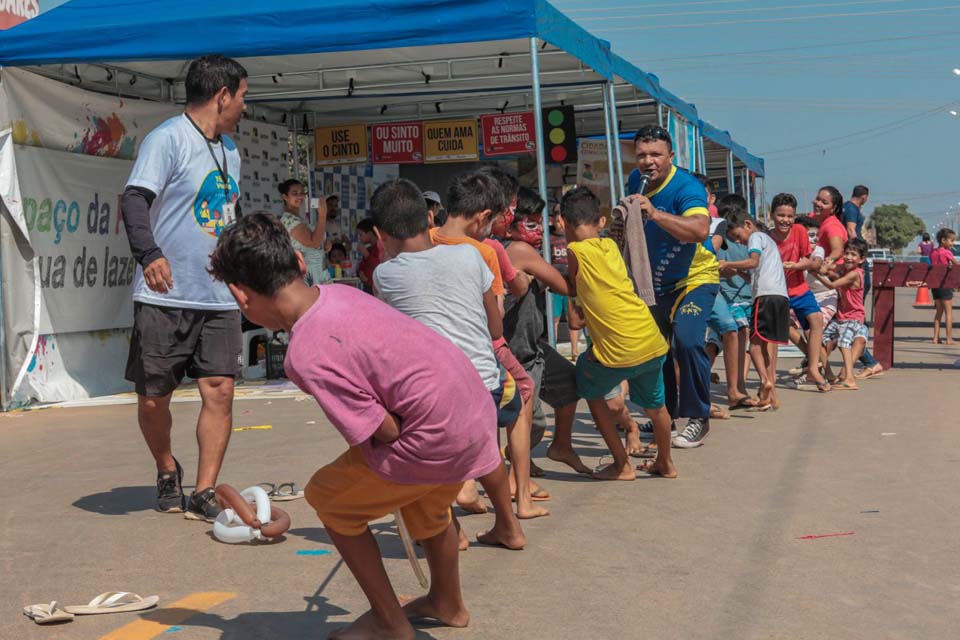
[209,213,501,639]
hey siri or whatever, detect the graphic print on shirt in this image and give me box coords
[193,170,240,237]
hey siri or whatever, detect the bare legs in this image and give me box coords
[545,402,590,474]
[327,520,469,640]
[195,376,234,490]
[137,375,233,490]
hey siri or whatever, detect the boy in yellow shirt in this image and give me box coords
[561,187,677,480]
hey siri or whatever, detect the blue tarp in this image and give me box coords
[0,0,614,78]
[700,119,765,177]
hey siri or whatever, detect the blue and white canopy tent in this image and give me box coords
[0,0,759,408]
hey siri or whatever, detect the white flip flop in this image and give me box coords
[23,601,74,624]
[63,592,159,615]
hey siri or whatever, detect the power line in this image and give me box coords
[759,103,952,156]
[629,29,960,63]
[558,0,763,14]
[578,0,905,22]
[594,5,960,32]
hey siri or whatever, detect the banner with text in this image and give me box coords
[315,123,368,166]
[371,121,423,164]
[15,144,135,334]
[481,112,536,157]
[0,67,177,160]
[424,119,479,163]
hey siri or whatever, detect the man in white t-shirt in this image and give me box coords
[121,55,247,522]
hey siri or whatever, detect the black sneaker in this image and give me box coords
[640,419,676,434]
[672,418,710,449]
[156,457,185,513]
[185,487,222,523]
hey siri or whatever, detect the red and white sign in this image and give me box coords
[481,112,537,157]
[371,121,423,164]
[0,1,40,30]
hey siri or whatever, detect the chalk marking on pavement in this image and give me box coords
[99,591,235,640]
[233,424,272,431]
[296,549,332,556]
[796,531,855,540]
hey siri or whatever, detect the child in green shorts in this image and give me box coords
[560,187,677,480]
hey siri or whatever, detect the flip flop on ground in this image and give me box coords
[63,592,159,615]
[23,602,74,625]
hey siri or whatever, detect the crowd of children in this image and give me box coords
[209,166,909,639]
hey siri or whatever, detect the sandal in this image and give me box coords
[628,444,657,459]
[855,364,884,380]
[729,397,760,410]
[816,381,832,393]
[62,592,159,615]
[258,482,304,501]
[23,602,74,625]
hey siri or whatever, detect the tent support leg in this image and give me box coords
[530,36,555,347]
[727,151,735,194]
[607,82,624,203]
[601,83,617,207]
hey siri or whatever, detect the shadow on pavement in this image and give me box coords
[139,606,439,639]
[288,523,417,560]
[72,485,158,515]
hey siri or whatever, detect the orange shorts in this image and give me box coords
[305,447,463,540]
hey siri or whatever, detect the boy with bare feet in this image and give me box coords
[209,214,500,639]
[720,209,790,410]
[370,178,536,546]
[431,172,549,518]
[560,187,675,480]
[816,239,870,390]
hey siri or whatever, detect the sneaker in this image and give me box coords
[672,418,710,449]
[788,359,809,377]
[156,458,185,513]
[185,487,222,523]
[640,420,676,434]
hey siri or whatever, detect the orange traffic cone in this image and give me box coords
[914,286,933,307]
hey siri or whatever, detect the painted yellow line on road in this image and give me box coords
[99,591,236,640]
[234,424,273,431]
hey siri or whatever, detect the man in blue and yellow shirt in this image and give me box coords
[626,125,719,448]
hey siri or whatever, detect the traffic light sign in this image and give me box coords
[541,105,577,164]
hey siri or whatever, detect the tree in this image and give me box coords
[866,204,926,253]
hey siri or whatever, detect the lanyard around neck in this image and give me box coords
[184,113,230,200]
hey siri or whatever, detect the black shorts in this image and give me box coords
[932,287,954,301]
[125,302,242,397]
[752,295,790,345]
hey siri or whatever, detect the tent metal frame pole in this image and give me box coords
[727,151,735,194]
[745,171,753,218]
[698,127,707,176]
[607,81,625,203]
[292,117,300,180]
[306,133,316,227]
[530,36,555,347]
[601,83,617,207]
[657,102,664,127]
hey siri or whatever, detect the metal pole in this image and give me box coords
[601,83,617,208]
[608,82,625,203]
[727,151,735,194]
[292,116,300,180]
[745,172,753,218]
[698,127,707,176]
[531,37,556,347]
[657,102,664,127]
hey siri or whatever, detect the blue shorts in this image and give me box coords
[707,301,751,348]
[576,352,666,409]
[789,290,822,330]
[707,295,738,336]
[551,293,568,319]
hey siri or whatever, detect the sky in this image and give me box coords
[554,0,960,233]
[32,1,960,232]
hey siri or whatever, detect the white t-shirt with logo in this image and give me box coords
[127,114,241,310]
